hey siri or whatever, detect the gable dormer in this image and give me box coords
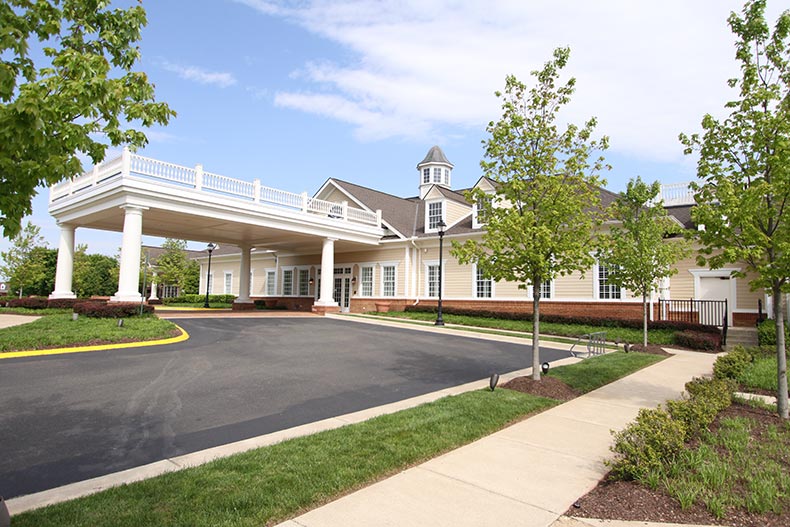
[418,145,453,199]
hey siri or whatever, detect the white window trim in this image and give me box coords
[526,279,554,300]
[359,263,375,297]
[472,193,494,229]
[223,271,233,295]
[424,259,446,298]
[379,261,399,298]
[282,267,295,296]
[249,270,254,295]
[264,268,276,296]
[689,268,739,305]
[472,263,494,298]
[593,261,627,300]
[296,266,312,297]
[425,200,446,233]
[206,272,214,295]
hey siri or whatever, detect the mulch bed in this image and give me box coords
[500,375,579,401]
[566,402,789,527]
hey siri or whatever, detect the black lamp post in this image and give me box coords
[203,242,217,308]
[435,220,447,326]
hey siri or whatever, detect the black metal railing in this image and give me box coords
[658,298,728,345]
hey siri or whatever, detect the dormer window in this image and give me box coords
[473,194,493,228]
[422,168,430,184]
[427,201,444,230]
[433,167,442,183]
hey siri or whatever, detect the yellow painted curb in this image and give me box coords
[0,324,190,360]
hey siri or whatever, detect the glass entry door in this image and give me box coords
[331,267,352,313]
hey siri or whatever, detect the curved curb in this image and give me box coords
[0,324,190,360]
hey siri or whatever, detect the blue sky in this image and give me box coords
[2,0,784,261]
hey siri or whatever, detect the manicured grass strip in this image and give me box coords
[13,389,557,527]
[0,314,180,352]
[739,356,789,393]
[0,307,72,315]
[549,351,665,394]
[373,311,676,345]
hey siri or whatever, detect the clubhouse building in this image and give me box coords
[48,146,763,326]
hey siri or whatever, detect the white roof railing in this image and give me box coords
[659,182,696,206]
[49,149,381,227]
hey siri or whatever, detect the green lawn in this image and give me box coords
[0,314,181,352]
[739,356,789,393]
[371,310,676,345]
[0,307,72,315]
[12,349,665,526]
[549,351,665,393]
[13,390,558,527]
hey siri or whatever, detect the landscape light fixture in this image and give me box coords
[435,220,447,326]
[204,242,217,308]
[541,362,550,375]
[489,373,500,391]
[117,318,124,328]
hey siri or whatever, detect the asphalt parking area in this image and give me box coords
[0,317,568,499]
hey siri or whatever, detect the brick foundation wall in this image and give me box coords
[250,297,314,312]
[733,312,759,327]
[350,298,411,313]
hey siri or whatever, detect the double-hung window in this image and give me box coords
[265,270,276,296]
[475,267,492,298]
[428,202,443,230]
[283,269,293,296]
[224,272,233,295]
[360,266,374,296]
[422,168,430,183]
[433,167,442,183]
[299,269,310,296]
[598,264,621,299]
[428,264,440,297]
[382,265,396,297]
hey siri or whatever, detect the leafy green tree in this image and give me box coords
[73,244,118,297]
[0,0,175,238]
[155,239,192,295]
[182,259,201,295]
[599,177,691,347]
[23,246,58,296]
[0,221,49,296]
[679,0,790,418]
[452,47,610,380]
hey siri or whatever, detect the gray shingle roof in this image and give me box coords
[330,179,420,238]
[417,145,453,167]
[664,204,695,230]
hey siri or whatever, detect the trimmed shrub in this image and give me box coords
[667,378,735,440]
[253,300,287,310]
[163,294,236,304]
[74,302,154,318]
[757,318,790,346]
[609,406,687,480]
[673,330,721,351]
[47,298,82,309]
[713,346,754,380]
[7,296,49,309]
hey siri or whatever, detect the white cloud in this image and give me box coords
[238,0,786,164]
[159,60,237,88]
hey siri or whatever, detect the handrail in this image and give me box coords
[49,151,381,228]
[569,331,607,358]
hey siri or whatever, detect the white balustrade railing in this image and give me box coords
[660,182,696,206]
[131,154,196,186]
[203,171,254,198]
[49,150,382,228]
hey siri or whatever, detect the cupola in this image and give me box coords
[417,145,453,199]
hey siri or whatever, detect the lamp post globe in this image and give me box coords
[204,242,217,308]
[435,220,447,326]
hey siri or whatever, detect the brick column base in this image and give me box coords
[232,302,256,311]
[312,305,341,315]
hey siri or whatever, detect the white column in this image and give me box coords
[235,244,253,305]
[49,223,77,299]
[149,272,159,301]
[316,238,338,306]
[111,205,147,303]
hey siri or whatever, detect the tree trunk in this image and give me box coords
[532,289,541,381]
[642,293,648,348]
[773,285,788,419]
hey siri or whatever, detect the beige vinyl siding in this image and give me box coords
[494,279,528,298]
[736,272,763,310]
[320,187,364,209]
[554,269,592,298]
[669,255,697,300]
[337,248,406,297]
[445,200,471,226]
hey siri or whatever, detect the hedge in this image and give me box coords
[47,298,83,309]
[6,296,49,309]
[162,294,236,304]
[73,302,154,318]
[672,330,721,351]
[757,318,790,346]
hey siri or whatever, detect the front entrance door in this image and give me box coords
[698,275,733,326]
[332,267,352,313]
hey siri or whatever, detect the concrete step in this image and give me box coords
[725,327,758,349]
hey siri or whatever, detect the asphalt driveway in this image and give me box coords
[0,317,567,499]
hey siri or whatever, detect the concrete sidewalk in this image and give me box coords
[276,350,717,527]
[0,313,40,329]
